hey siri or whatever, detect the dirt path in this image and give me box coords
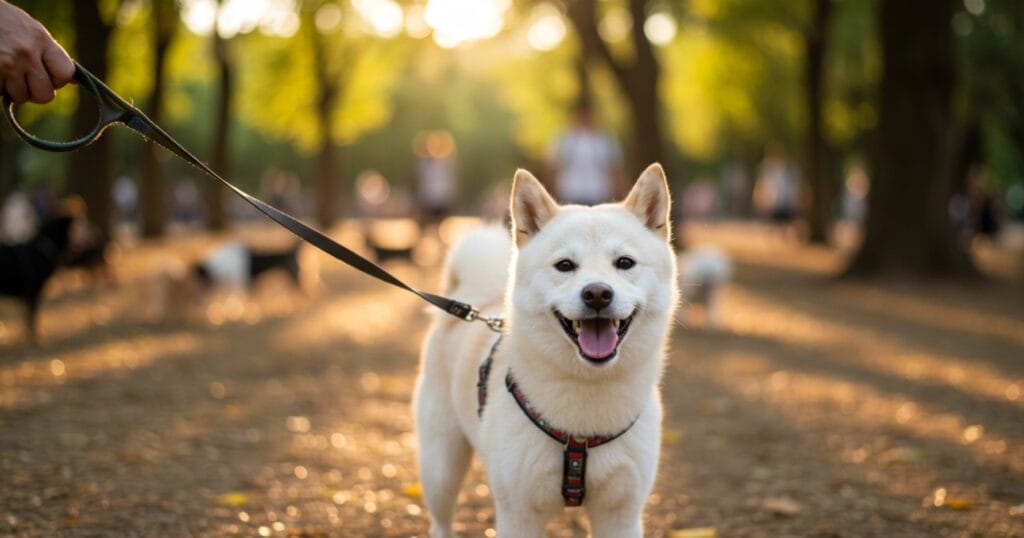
[1,224,1022,537]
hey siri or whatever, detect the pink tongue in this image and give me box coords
[577,318,619,359]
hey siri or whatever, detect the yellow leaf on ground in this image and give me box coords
[671,527,717,538]
[945,497,976,510]
[761,496,802,516]
[402,483,423,499]
[216,492,249,507]
[662,428,683,445]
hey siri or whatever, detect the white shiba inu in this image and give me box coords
[414,164,678,537]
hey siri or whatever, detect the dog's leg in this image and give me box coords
[493,501,548,538]
[415,390,472,538]
[24,297,40,346]
[586,503,644,538]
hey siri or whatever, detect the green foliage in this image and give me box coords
[958,0,1024,188]
[4,0,1022,203]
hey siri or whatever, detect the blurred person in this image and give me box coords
[681,179,720,221]
[414,131,458,230]
[722,159,750,217]
[753,144,799,238]
[840,165,869,223]
[1,190,37,243]
[967,166,1002,243]
[261,169,301,215]
[29,184,56,220]
[548,102,624,205]
[113,175,139,223]
[171,178,200,225]
[0,0,75,104]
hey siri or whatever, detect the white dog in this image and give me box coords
[414,164,678,537]
[678,245,733,329]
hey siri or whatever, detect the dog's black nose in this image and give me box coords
[581,282,614,310]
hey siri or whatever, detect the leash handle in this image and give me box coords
[2,62,129,152]
[3,61,504,333]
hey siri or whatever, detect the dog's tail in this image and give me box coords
[440,225,512,308]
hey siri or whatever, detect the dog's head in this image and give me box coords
[509,163,677,371]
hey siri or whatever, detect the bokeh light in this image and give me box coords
[424,0,510,48]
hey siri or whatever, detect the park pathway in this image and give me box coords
[1,223,1022,537]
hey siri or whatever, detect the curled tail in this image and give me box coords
[440,225,512,309]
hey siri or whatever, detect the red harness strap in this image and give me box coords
[504,372,637,506]
[475,341,637,506]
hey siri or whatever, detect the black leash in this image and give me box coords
[3,61,504,333]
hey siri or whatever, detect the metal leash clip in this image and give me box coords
[463,307,505,333]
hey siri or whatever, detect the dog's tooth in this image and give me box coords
[573,320,581,333]
[612,319,620,329]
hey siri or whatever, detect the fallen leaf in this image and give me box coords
[944,497,975,511]
[662,428,683,445]
[671,527,717,538]
[402,483,423,499]
[761,496,801,517]
[216,492,249,507]
[878,446,924,465]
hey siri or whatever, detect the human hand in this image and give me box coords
[0,1,75,104]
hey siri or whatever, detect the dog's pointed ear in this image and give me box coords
[623,163,671,240]
[511,169,559,246]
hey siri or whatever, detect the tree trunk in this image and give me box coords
[623,0,663,171]
[803,0,834,245]
[574,54,592,111]
[566,0,665,175]
[844,0,976,278]
[311,27,341,229]
[139,0,177,238]
[206,1,231,231]
[68,0,113,234]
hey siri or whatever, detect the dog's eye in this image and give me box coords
[554,259,576,272]
[615,256,636,270]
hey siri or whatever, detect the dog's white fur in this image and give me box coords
[414,164,678,537]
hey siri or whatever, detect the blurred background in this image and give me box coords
[0,0,1021,277]
[1,1,1024,536]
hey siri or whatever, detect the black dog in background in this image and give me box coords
[0,214,78,345]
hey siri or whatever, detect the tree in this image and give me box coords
[802,0,835,244]
[206,0,233,230]
[139,0,178,238]
[565,0,665,175]
[306,3,346,228]
[67,0,116,234]
[844,0,976,277]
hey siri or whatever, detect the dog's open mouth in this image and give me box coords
[555,310,635,363]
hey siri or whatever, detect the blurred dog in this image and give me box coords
[677,245,733,329]
[64,227,116,285]
[0,205,87,345]
[160,240,316,316]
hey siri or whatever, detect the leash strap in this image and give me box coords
[2,61,504,333]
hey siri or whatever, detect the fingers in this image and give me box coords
[25,59,54,103]
[4,69,29,103]
[41,42,74,88]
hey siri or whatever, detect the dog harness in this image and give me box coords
[477,337,638,506]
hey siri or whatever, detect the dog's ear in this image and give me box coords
[511,169,559,246]
[623,163,671,240]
